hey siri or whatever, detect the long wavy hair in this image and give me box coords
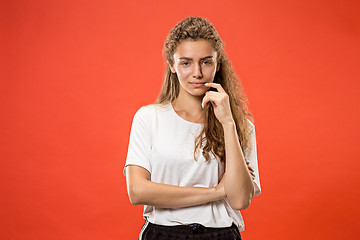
[154,16,254,164]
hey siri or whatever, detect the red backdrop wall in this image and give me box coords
[1,0,359,239]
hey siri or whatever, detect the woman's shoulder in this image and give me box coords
[142,102,170,109]
[138,102,170,111]
[134,102,171,116]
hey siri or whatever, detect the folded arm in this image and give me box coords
[125,165,226,208]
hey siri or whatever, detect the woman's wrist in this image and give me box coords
[222,120,236,129]
[211,185,226,201]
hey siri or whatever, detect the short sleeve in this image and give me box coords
[123,107,152,176]
[244,120,261,197]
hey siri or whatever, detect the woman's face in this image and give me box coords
[170,39,220,97]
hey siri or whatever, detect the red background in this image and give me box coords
[1,0,360,239]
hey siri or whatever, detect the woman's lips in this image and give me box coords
[190,82,205,87]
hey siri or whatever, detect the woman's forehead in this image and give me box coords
[174,39,217,60]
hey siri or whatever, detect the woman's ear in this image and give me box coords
[216,56,221,71]
[167,61,176,73]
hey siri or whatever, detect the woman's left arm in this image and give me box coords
[202,82,255,210]
[222,122,255,210]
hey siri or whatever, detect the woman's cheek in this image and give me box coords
[203,67,217,79]
[177,68,192,79]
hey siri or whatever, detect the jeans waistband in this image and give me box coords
[147,221,237,234]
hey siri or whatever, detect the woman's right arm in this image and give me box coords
[125,165,226,208]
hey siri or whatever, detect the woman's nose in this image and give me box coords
[192,63,203,78]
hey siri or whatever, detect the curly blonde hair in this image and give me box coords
[154,16,254,164]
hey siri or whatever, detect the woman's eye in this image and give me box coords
[181,62,189,66]
[203,61,212,65]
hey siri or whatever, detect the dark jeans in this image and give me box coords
[139,220,242,240]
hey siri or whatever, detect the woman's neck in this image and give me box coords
[171,91,205,123]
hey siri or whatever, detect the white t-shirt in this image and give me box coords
[123,102,261,232]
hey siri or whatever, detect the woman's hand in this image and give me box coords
[214,174,226,198]
[202,82,234,126]
[246,161,256,180]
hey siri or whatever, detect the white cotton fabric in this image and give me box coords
[123,102,261,232]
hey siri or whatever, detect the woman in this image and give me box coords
[124,16,261,240]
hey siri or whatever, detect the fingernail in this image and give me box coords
[204,82,209,86]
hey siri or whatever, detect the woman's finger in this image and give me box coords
[204,82,226,93]
[201,95,209,109]
[202,90,229,109]
[202,93,220,109]
[247,166,254,175]
[205,90,220,97]
[250,172,255,180]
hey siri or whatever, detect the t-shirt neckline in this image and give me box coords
[169,102,204,126]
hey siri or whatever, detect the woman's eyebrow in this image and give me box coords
[179,56,214,60]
